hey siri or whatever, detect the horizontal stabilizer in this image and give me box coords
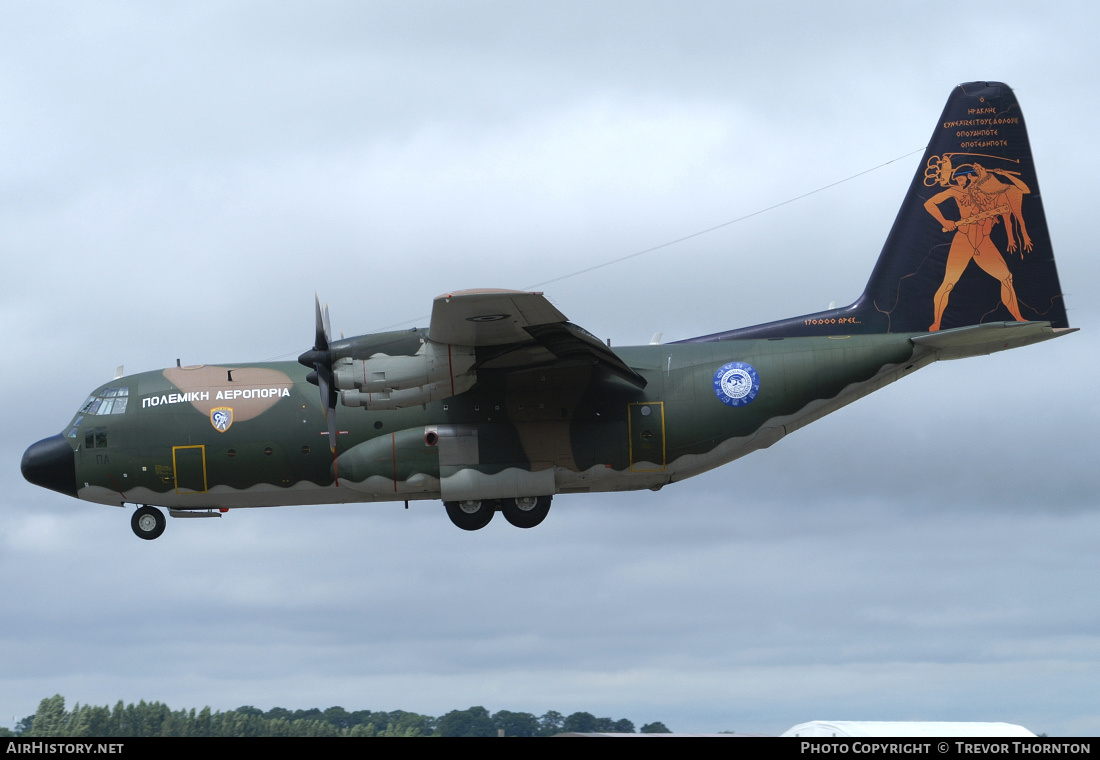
[911,321,1076,360]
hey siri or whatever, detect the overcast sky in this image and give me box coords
[3,1,1099,736]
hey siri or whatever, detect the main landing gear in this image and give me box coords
[443,496,553,531]
[501,495,552,529]
[131,505,166,540]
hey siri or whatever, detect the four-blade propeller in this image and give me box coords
[298,296,339,457]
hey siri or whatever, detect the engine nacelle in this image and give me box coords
[333,341,475,393]
[340,372,476,410]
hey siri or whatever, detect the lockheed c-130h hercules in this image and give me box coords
[22,82,1075,539]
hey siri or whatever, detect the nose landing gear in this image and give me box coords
[131,506,165,540]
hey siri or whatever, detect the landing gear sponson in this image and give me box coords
[444,496,552,531]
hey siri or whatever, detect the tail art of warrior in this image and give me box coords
[922,154,1033,332]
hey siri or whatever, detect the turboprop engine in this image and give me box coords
[334,340,476,410]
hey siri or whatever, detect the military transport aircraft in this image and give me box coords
[22,82,1074,539]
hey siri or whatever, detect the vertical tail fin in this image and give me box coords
[685,81,1069,342]
[861,81,1068,333]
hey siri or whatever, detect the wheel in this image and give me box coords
[131,506,165,540]
[501,495,552,529]
[444,499,496,531]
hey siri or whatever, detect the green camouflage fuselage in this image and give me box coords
[69,333,920,510]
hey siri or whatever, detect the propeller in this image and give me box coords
[298,296,339,461]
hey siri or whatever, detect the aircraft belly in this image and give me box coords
[554,463,670,494]
[77,480,414,509]
[441,467,556,501]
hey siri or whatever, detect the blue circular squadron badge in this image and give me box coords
[712,362,760,407]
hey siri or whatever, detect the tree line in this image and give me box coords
[6,695,672,737]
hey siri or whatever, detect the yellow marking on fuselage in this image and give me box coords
[172,444,208,494]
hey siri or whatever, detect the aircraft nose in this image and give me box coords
[21,434,78,498]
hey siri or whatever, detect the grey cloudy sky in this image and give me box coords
[3,1,1099,736]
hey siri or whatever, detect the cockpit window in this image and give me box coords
[78,387,129,416]
[69,387,128,440]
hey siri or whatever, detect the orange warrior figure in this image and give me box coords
[922,155,1033,331]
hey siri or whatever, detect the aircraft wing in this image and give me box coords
[429,289,647,388]
[428,289,569,345]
